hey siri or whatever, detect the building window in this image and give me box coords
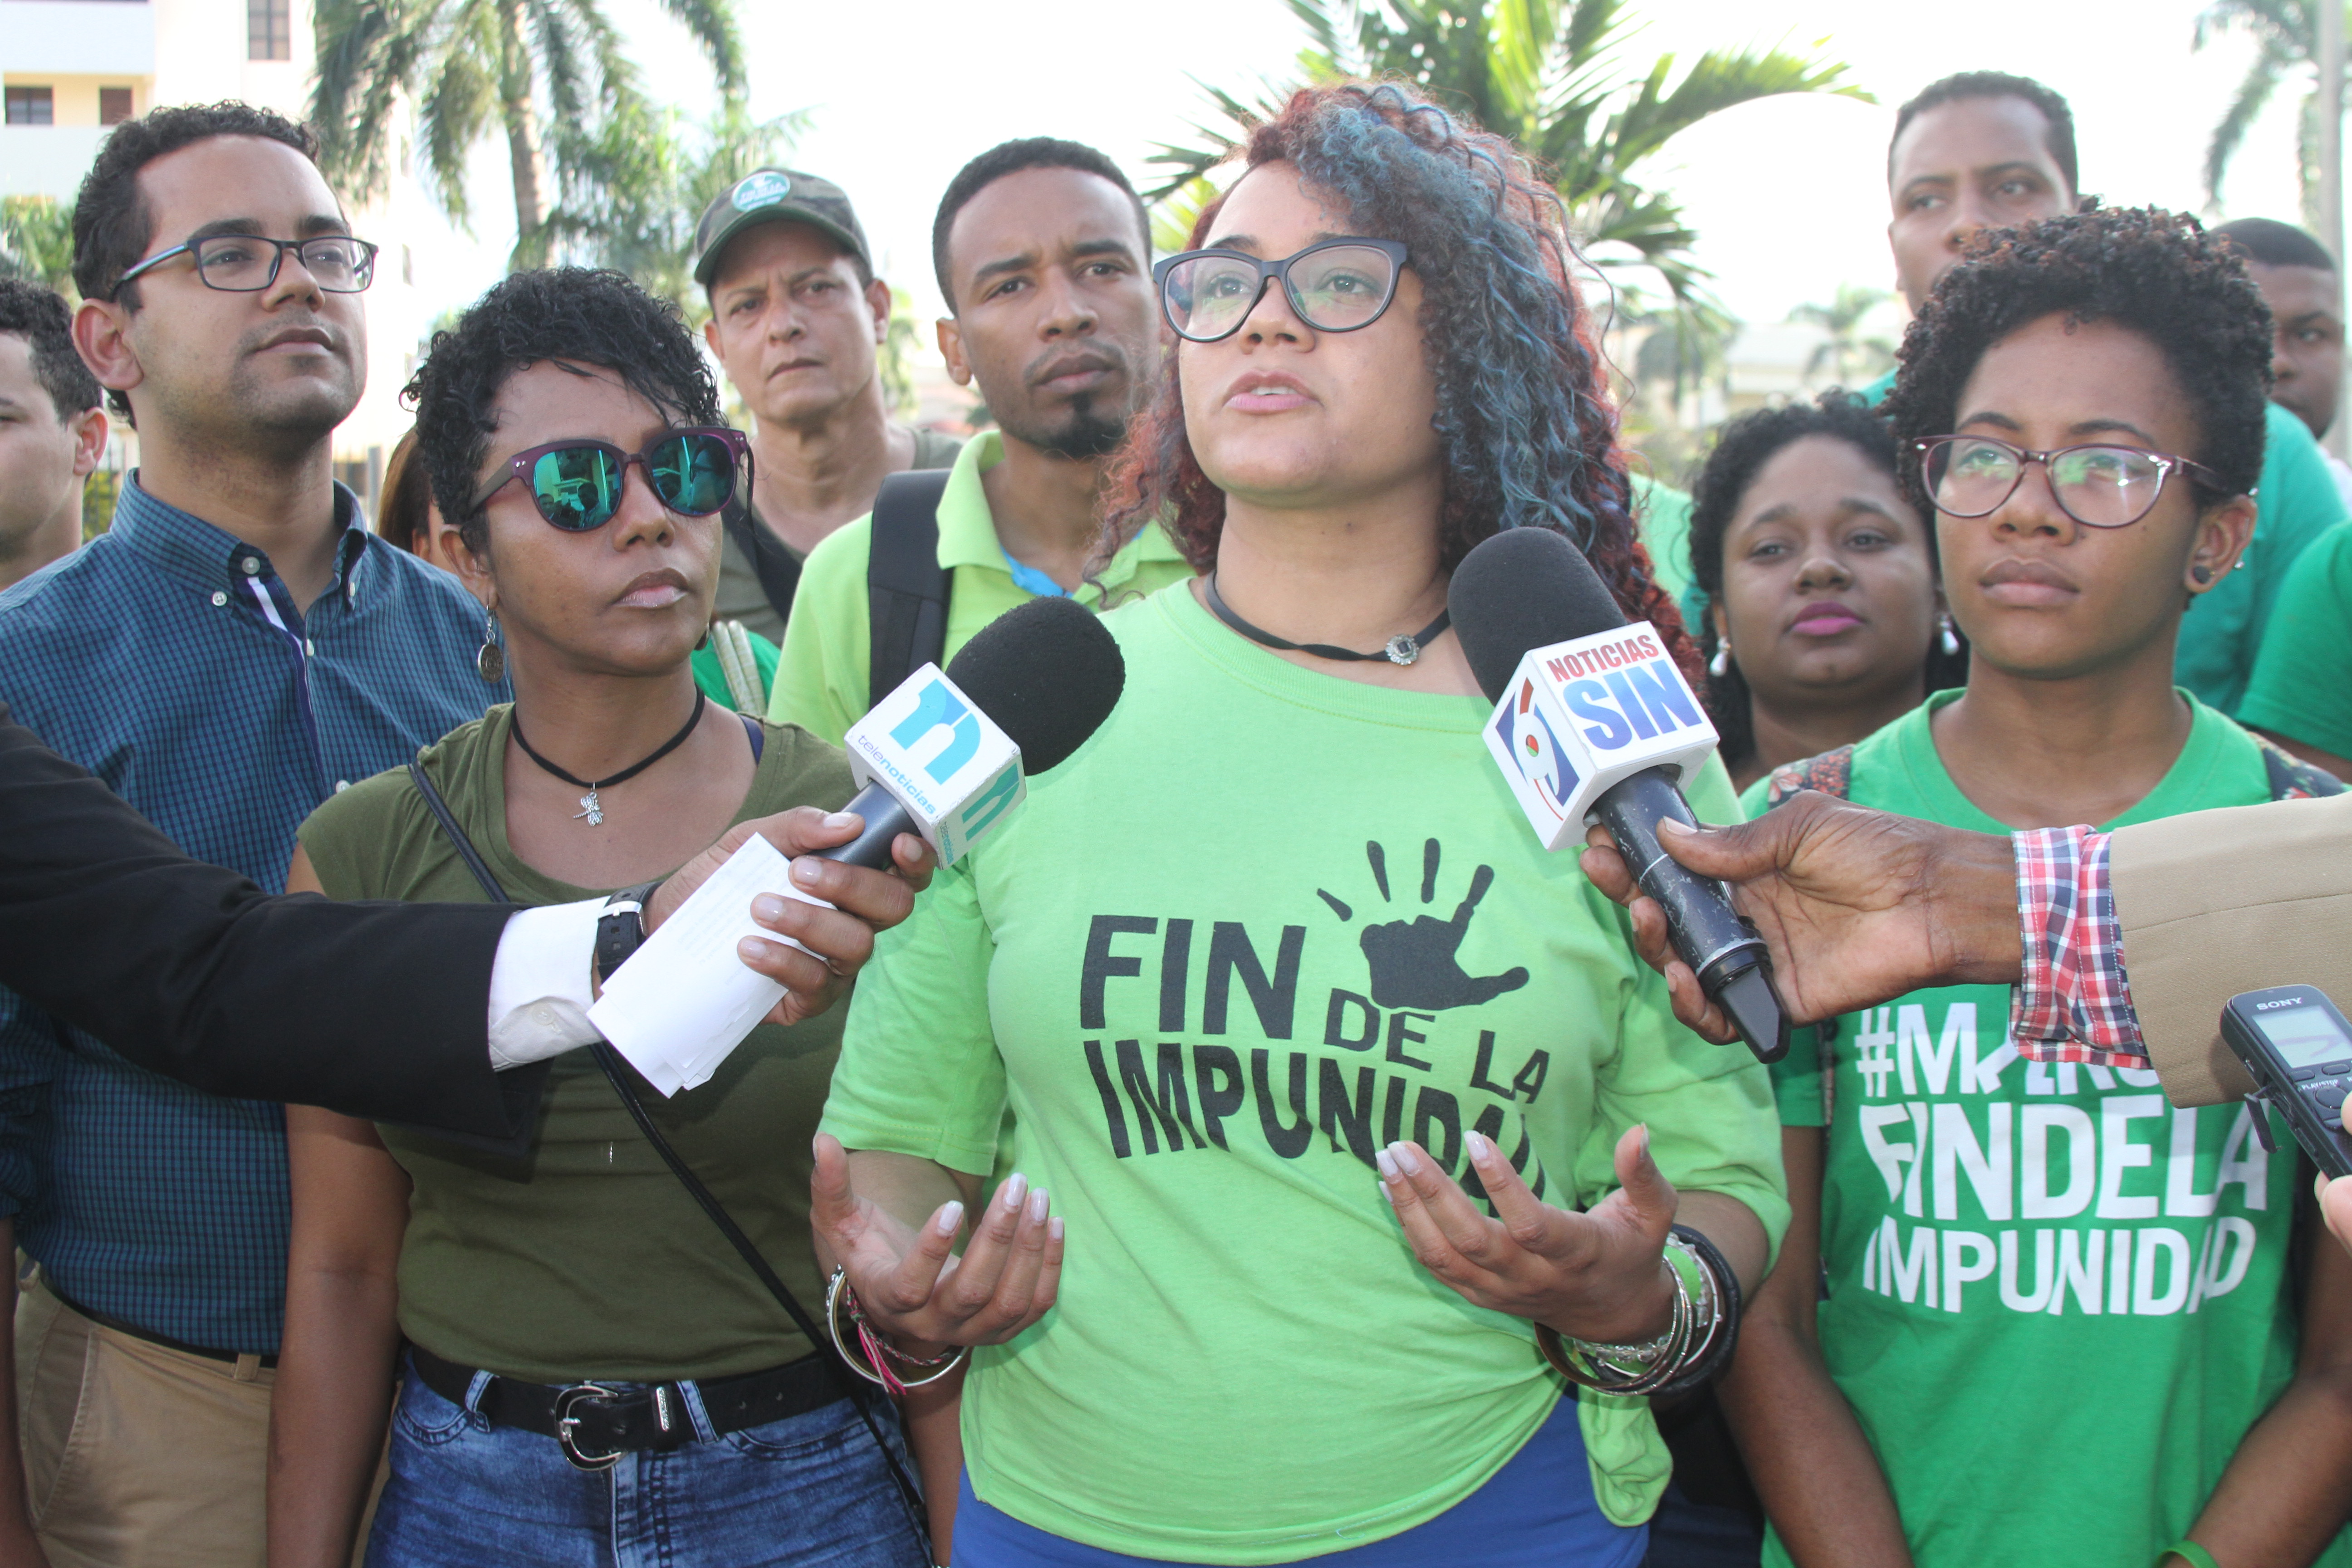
[248,0,290,61]
[5,88,54,127]
[99,87,132,125]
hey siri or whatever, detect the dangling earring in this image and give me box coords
[476,607,505,685]
[1939,612,1960,656]
[1708,641,1730,677]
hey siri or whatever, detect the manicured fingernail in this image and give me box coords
[1375,1148,1399,1181]
[1048,1217,1064,1242]
[752,893,787,921]
[1637,1124,1652,1161]
[1465,1130,1493,1163]
[1387,1142,1421,1176]
[1377,1179,1396,1205]
[791,859,825,886]
[1027,1189,1050,1222]
[823,811,860,830]
[735,936,770,962]
[1001,1173,1029,1209]
[936,1201,964,1235]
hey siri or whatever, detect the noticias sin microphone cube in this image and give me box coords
[843,663,1024,866]
[1482,622,1720,852]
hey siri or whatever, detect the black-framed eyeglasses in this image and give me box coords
[473,427,751,532]
[1153,238,1409,343]
[1911,435,2230,530]
[113,234,378,298]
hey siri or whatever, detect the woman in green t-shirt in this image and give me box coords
[1718,209,2352,1568]
[266,271,942,1568]
[808,83,1787,1567]
[1687,391,1968,794]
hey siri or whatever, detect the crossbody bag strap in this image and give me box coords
[402,754,926,1539]
[866,469,954,710]
[722,497,804,629]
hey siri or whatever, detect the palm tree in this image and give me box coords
[1790,283,1894,387]
[0,197,76,294]
[309,0,744,268]
[2193,0,2346,219]
[1152,0,1867,334]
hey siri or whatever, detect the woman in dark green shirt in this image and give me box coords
[268,270,940,1568]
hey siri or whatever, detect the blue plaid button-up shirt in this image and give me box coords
[0,474,505,1352]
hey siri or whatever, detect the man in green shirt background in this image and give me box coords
[769,140,1191,744]
[694,167,963,646]
[1862,71,2344,717]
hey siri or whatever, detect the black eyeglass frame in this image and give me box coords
[1152,238,1411,343]
[112,233,381,299]
[471,426,753,531]
[1909,434,2232,530]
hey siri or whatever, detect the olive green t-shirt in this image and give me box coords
[297,705,856,1383]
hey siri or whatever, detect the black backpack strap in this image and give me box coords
[721,497,804,629]
[866,469,954,710]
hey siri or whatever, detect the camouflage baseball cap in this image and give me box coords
[691,169,873,287]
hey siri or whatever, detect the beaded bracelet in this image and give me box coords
[823,1267,968,1395]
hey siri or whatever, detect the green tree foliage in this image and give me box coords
[547,98,809,310]
[2192,0,2348,221]
[309,0,745,269]
[1791,282,1894,385]
[1154,0,1867,342]
[0,197,77,295]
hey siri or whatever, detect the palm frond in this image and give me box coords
[2205,43,2291,206]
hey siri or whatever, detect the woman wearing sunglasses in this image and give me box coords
[1716,210,2352,1568]
[265,269,941,1568]
[810,84,1786,1568]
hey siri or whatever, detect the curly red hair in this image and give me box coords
[1099,81,1695,683]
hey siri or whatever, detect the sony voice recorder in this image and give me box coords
[2220,985,2352,1179]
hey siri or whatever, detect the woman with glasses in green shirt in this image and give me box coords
[806,83,1787,1568]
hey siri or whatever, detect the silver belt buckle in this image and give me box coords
[552,1383,626,1471]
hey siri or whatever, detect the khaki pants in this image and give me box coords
[16,1270,273,1568]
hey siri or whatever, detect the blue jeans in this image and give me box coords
[951,1395,1644,1567]
[366,1357,930,1568]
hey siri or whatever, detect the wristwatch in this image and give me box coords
[594,879,663,983]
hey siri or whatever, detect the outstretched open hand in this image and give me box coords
[809,1133,1063,1347]
[1378,1123,1677,1345]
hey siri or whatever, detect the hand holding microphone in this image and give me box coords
[1450,527,1790,1063]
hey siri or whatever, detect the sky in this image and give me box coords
[416,0,2318,346]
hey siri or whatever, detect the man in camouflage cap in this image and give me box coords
[694,169,961,644]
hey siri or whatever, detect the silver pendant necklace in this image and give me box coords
[509,692,707,828]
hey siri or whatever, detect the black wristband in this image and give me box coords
[1649,1222,1744,1401]
[594,879,663,982]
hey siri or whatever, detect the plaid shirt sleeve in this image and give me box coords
[2009,825,2148,1066]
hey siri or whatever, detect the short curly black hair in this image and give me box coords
[0,278,101,419]
[931,137,1147,309]
[1881,207,2273,513]
[71,101,323,417]
[403,268,721,554]
[1688,392,1967,773]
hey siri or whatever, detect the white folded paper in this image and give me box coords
[586,836,831,1096]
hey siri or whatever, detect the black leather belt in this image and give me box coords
[44,1278,277,1369]
[408,1344,847,1471]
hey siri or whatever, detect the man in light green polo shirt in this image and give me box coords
[770,139,1192,743]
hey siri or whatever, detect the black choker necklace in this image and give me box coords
[512,691,707,828]
[1203,573,1450,666]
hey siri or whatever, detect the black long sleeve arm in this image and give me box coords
[0,706,536,1139]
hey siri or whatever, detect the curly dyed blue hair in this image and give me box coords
[1101,82,1694,678]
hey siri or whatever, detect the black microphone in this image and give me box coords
[1450,527,1789,1063]
[814,595,1126,869]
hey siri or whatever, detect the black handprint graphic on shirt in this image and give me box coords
[1316,839,1529,1011]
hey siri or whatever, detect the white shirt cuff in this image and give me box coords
[485,899,607,1069]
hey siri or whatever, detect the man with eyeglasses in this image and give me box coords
[0,104,500,1568]
[766,138,1191,745]
[1858,70,2345,718]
